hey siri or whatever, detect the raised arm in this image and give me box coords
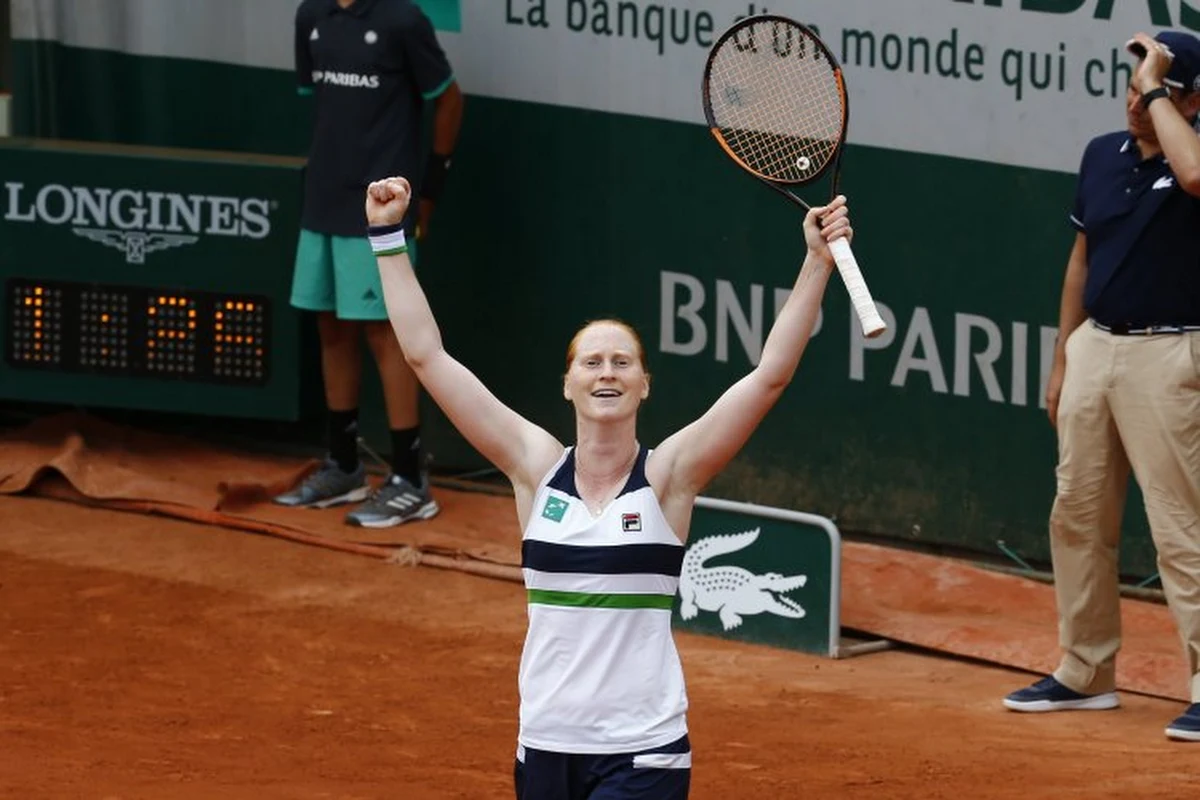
[650,197,850,497]
[364,178,561,490]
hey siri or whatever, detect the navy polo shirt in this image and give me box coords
[1070,131,1200,328]
[295,0,454,236]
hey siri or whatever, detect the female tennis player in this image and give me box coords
[364,176,851,800]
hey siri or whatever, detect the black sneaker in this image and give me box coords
[1165,703,1200,741]
[1003,676,1119,712]
[345,473,439,528]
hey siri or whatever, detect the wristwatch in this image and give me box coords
[1141,86,1170,110]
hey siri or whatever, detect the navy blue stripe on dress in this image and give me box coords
[545,450,578,496]
[546,446,651,499]
[523,540,684,577]
[626,446,650,493]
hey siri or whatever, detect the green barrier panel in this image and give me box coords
[0,138,307,420]
[405,96,1157,582]
[3,31,1162,580]
[676,497,844,658]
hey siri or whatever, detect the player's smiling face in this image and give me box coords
[563,322,650,421]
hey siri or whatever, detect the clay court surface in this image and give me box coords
[1,488,1196,799]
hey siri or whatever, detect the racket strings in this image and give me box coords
[707,25,844,182]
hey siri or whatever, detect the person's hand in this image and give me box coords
[365,177,413,227]
[803,195,852,268]
[1045,357,1066,429]
[1127,32,1173,94]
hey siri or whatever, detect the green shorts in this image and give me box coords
[289,228,418,321]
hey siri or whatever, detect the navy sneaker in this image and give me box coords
[1165,703,1200,741]
[1003,676,1120,712]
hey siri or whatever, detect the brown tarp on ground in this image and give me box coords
[0,411,523,570]
[0,412,1188,701]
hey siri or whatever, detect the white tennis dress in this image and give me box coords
[518,445,689,754]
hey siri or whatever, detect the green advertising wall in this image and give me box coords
[10,41,311,157]
[4,0,1169,579]
[410,96,1153,579]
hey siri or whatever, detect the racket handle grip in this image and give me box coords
[828,238,887,339]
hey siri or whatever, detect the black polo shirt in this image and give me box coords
[1070,131,1200,328]
[295,0,454,236]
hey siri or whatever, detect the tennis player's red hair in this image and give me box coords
[565,319,649,375]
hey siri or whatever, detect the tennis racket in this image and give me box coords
[702,14,887,338]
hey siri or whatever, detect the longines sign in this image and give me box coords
[3,181,274,264]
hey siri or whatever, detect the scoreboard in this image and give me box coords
[0,138,307,420]
[9,281,270,384]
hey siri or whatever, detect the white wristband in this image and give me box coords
[368,225,408,256]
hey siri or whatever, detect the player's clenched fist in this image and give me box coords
[365,177,412,227]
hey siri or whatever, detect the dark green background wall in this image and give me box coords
[12,41,312,155]
[3,39,1159,579]
[1,0,11,91]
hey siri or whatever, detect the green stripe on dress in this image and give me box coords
[527,589,675,610]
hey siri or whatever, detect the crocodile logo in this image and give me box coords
[679,527,807,631]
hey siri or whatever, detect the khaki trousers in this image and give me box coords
[1050,323,1200,702]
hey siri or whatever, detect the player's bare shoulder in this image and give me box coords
[519,436,568,495]
[644,443,682,500]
